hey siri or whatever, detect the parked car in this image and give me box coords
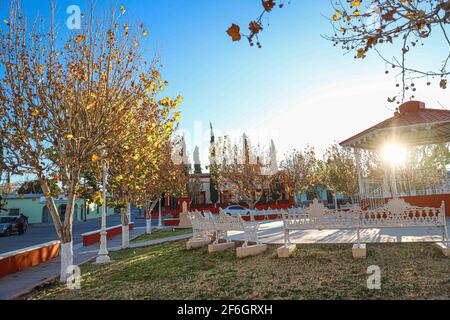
[222,205,251,217]
[0,215,28,236]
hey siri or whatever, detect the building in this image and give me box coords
[0,194,116,224]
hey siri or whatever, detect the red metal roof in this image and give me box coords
[340,101,450,148]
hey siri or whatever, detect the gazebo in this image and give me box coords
[340,100,450,215]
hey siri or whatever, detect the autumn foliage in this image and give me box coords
[0,2,181,281]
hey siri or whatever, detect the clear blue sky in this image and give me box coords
[5,0,450,168]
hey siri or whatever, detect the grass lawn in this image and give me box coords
[26,241,449,300]
[131,228,193,243]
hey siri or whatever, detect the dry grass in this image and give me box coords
[131,228,192,243]
[25,241,450,300]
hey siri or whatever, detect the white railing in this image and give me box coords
[354,186,387,210]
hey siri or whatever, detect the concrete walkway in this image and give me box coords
[0,227,192,300]
[228,217,450,244]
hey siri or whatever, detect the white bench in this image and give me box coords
[187,209,267,256]
[208,210,260,247]
[279,198,449,258]
[187,210,215,242]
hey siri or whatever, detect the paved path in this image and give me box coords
[228,218,450,244]
[0,227,192,300]
[0,214,157,254]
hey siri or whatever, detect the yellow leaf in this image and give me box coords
[351,0,361,8]
[91,154,101,162]
[332,15,342,22]
[66,134,74,140]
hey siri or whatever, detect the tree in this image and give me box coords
[328,0,449,102]
[227,1,449,99]
[132,138,189,234]
[18,179,61,195]
[226,0,288,47]
[321,144,359,204]
[393,143,450,193]
[279,147,319,206]
[209,123,220,206]
[107,89,180,246]
[193,146,202,174]
[213,134,276,210]
[0,2,170,282]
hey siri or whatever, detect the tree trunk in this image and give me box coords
[333,192,338,213]
[121,206,130,249]
[41,178,77,283]
[145,200,159,234]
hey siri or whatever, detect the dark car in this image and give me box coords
[0,216,28,236]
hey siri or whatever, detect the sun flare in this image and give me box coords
[382,143,407,167]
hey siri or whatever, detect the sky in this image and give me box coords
[3,0,450,171]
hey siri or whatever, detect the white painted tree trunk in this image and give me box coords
[146,218,152,234]
[121,205,130,249]
[122,225,129,249]
[145,200,159,234]
[60,241,73,283]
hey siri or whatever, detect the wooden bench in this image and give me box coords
[278,198,449,258]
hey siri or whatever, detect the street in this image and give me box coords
[0,212,155,254]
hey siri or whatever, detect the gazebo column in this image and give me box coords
[353,147,365,197]
[383,169,390,197]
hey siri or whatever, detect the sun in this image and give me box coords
[382,143,407,167]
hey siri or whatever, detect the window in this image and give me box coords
[9,208,20,216]
[221,191,231,205]
[193,192,206,205]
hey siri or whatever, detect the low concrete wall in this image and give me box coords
[163,219,180,227]
[0,240,61,278]
[400,195,450,217]
[81,223,134,246]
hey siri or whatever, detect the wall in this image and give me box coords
[400,194,450,217]
[2,197,116,224]
[0,241,60,278]
[190,199,294,213]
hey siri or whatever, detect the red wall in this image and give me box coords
[82,223,135,246]
[0,242,60,278]
[190,199,294,214]
[399,194,450,217]
[362,194,450,217]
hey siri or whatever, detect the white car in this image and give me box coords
[222,205,251,217]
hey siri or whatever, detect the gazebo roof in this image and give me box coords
[340,101,450,150]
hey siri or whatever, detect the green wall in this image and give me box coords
[1,197,116,224]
